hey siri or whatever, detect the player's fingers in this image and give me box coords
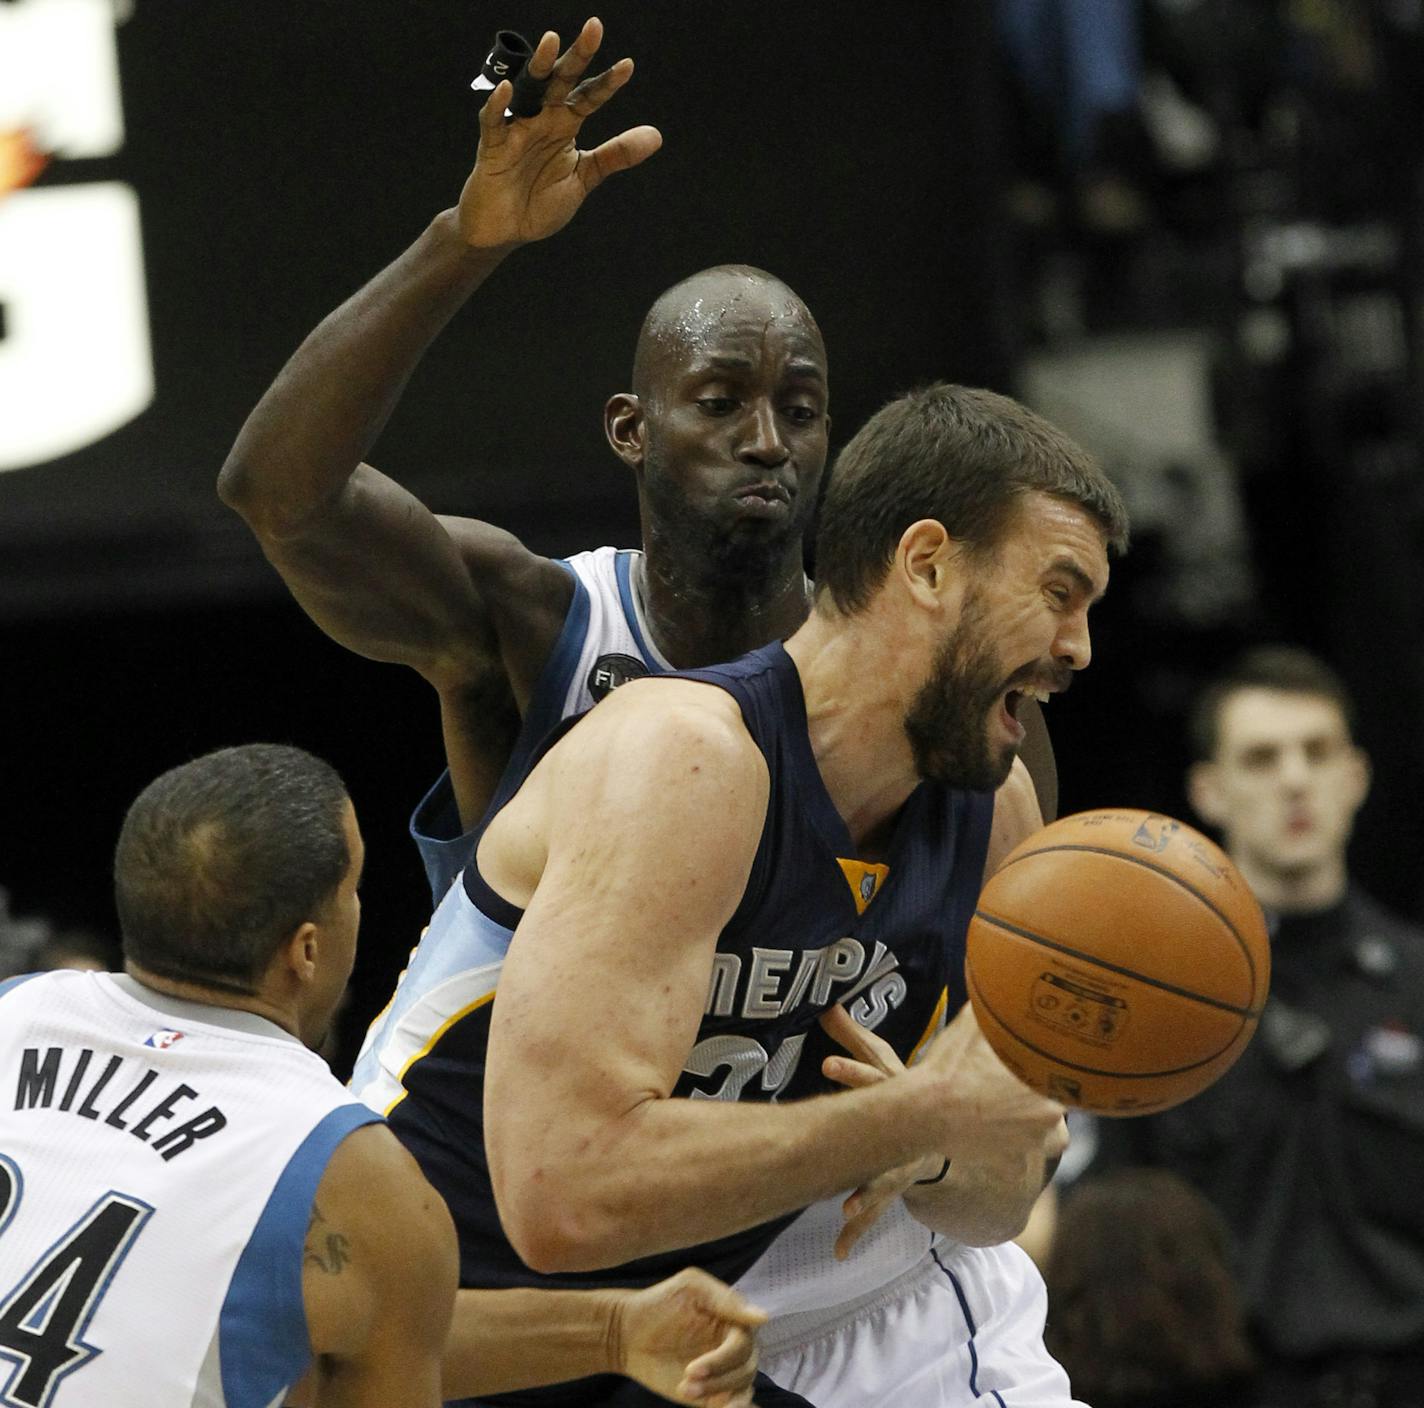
[525,29,561,81]
[821,1054,887,1090]
[834,1194,892,1260]
[819,1004,905,1074]
[685,1275,769,1329]
[543,15,604,105]
[678,1326,758,1402]
[578,126,663,190]
[683,1324,757,1381]
[565,57,635,120]
[477,79,514,139]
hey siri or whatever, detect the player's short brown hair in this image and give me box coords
[814,382,1128,615]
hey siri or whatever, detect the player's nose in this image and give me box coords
[737,400,790,467]
[1054,611,1092,672]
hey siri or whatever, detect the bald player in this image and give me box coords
[218,19,1056,909]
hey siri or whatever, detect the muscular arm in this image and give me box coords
[301,1124,457,1408]
[218,20,659,823]
[484,682,1061,1273]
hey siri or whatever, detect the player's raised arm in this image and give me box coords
[483,680,1063,1274]
[218,19,661,818]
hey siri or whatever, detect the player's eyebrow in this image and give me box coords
[690,354,826,383]
[1051,557,1107,604]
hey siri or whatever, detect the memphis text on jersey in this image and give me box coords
[13,1045,227,1160]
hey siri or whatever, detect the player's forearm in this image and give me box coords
[501,1074,950,1273]
[903,1146,1050,1247]
[218,209,508,531]
[441,1287,621,1396]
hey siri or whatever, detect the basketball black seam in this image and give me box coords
[996,842,1261,987]
[972,909,1259,1017]
[967,964,1253,1081]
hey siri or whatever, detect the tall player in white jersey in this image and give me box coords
[0,745,767,1408]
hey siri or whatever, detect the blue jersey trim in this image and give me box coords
[512,559,588,777]
[614,550,657,665]
[407,560,585,905]
[932,1247,1008,1408]
[218,1103,381,1408]
[0,974,41,1003]
[409,769,473,910]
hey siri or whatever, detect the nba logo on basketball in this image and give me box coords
[144,1029,185,1050]
[1131,815,1180,853]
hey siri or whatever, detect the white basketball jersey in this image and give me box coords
[515,546,673,745]
[0,971,379,1408]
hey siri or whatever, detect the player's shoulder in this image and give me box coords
[579,673,756,759]
[538,676,767,822]
[438,514,572,602]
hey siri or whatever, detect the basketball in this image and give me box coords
[966,809,1270,1117]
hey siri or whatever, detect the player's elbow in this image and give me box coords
[216,451,317,540]
[499,1189,620,1274]
[495,1161,634,1274]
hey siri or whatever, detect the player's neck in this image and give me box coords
[785,608,921,848]
[124,961,301,1038]
[635,546,811,668]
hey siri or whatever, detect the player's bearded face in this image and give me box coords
[904,586,1025,791]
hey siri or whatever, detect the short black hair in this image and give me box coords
[814,383,1129,615]
[114,744,350,993]
[1189,646,1356,762]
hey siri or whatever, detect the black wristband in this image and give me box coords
[914,1157,951,1186]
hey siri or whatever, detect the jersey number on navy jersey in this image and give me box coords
[0,1154,152,1408]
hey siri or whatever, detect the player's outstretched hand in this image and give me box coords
[459,16,663,251]
[819,1005,947,1259]
[613,1268,767,1406]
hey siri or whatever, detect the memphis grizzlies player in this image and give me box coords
[354,384,1128,1406]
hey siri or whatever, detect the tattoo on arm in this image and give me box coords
[303,1202,352,1275]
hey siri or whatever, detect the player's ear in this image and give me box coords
[604,393,644,469]
[897,519,954,606]
[1187,761,1227,828]
[280,921,321,985]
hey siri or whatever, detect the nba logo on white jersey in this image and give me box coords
[143,1028,184,1049]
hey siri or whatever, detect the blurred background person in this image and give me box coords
[33,925,119,972]
[1043,1168,1259,1408]
[1079,646,1424,1408]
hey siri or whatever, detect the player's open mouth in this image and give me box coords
[999,682,1053,741]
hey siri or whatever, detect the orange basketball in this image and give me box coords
[966,808,1270,1116]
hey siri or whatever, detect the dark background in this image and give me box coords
[5,0,1422,1068]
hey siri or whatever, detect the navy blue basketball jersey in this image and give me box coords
[354,641,993,1393]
